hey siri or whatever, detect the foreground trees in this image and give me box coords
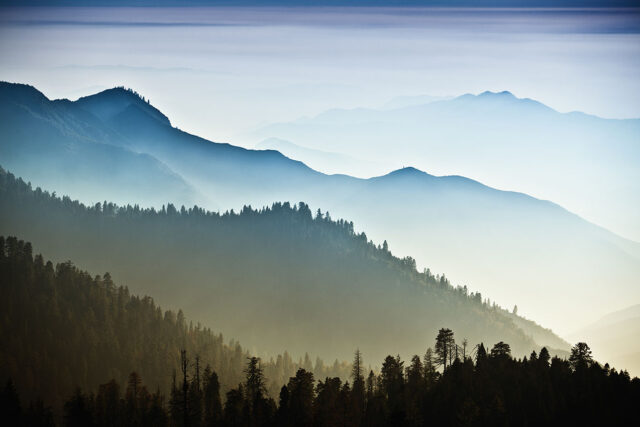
[4,339,638,427]
[1,235,639,425]
[0,236,350,412]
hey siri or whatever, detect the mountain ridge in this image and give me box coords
[4,79,639,248]
[76,86,171,126]
[251,85,640,243]
[2,80,639,337]
[0,165,572,364]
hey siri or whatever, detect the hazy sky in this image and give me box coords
[1,7,638,132]
[1,6,639,237]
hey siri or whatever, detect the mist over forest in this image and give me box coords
[1,4,639,425]
[2,233,639,426]
[2,82,638,338]
[0,167,569,363]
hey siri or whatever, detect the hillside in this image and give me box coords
[0,235,350,412]
[0,167,570,364]
[2,235,637,427]
[0,83,198,208]
[1,81,639,335]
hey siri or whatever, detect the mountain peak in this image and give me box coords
[0,81,49,104]
[393,166,423,174]
[451,89,555,114]
[384,166,434,179]
[76,86,171,126]
[100,86,147,101]
[479,90,515,98]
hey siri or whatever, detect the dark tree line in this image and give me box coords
[4,339,638,427]
[1,235,638,426]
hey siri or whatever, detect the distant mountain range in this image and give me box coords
[251,90,640,243]
[1,81,639,341]
[568,304,640,377]
[255,138,377,177]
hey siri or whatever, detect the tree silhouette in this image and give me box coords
[490,342,511,359]
[244,357,266,410]
[381,355,405,423]
[285,369,314,426]
[350,349,365,426]
[423,348,438,386]
[46,339,640,427]
[539,347,551,366]
[202,366,222,426]
[435,328,455,369]
[569,342,593,371]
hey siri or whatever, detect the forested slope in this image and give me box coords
[0,167,569,362]
[2,82,637,336]
[3,236,635,427]
[0,236,350,412]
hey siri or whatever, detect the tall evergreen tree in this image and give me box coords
[569,342,593,371]
[286,369,314,427]
[351,349,365,426]
[538,347,551,367]
[202,367,222,427]
[435,328,455,370]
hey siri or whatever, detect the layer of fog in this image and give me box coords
[1,6,638,240]
[1,6,639,355]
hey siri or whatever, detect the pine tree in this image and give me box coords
[423,348,437,386]
[569,342,593,370]
[351,349,365,426]
[202,366,222,426]
[476,343,487,365]
[538,347,550,367]
[435,328,455,370]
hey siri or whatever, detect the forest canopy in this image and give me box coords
[1,234,637,426]
[0,166,569,363]
[1,183,637,425]
[0,235,350,415]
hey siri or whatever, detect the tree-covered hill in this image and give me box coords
[0,167,569,363]
[3,236,636,427]
[0,235,350,413]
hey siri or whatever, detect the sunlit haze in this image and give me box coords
[1,5,639,420]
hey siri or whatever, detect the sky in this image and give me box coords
[0,6,639,239]
[1,7,639,132]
